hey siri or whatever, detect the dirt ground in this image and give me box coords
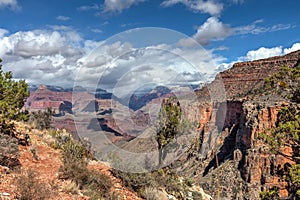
[0,122,141,200]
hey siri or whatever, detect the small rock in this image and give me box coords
[167,194,176,200]
[0,165,10,174]
[0,192,11,200]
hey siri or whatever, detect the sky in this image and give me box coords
[0,0,300,93]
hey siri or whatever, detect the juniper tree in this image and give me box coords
[156,98,181,167]
[0,59,29,124]
[0,58,29,167]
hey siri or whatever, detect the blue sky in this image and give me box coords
[0,0,300,89]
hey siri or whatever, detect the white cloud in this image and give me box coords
[0,26,227,91]
[83,40,105,52]
[0,0,19,10]
[121,22,141,28]
[0,29,87,87]
[91,28,103,33]
[8,27,299,93]
[0,28,9,38]
[284,43,300,54]
[56,15,70,21]
[0,30,83,58]
[237,43,300,62]
[72,34,228,98]
[161,0,223,16]
[216,43,300,75]
[179,18,293,47]
[179,17,233,46]
[216,62,234,72]
[235,20,293,35]
[77,3,100,11]
[103,0,145,13]
[242,46,283,61]
[230,0,244,4]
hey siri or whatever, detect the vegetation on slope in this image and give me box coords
[58,132,117,199]
[111,167,195,199]
[112,98,204,200]
[0,59,120,199]
[156,98,181,167]
[0,58,29,168]
[28,108,53,130]
[259,65,300,199]
[264,65,300,102]
[259,105,300,199]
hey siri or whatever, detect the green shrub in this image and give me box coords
[0,133,20,168]
[62,180,80,194]
[83,169,113,199]
[15,170,52,200]
[28,108,53,130]
[185,178,193,187]
[59,138,114,199]
[59,139,89,186]
[111,169,153,192]
[288,164,300,199]
[260,187,279,200]
[143,187,161,200]
[264,65,300,103]
[112,168,188,199]
[156,99,181,167]
[0,59,29,121]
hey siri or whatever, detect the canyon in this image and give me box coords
[24,50,300,199]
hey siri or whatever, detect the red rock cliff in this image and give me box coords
[187,51,300,199]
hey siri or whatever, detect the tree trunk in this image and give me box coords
[158,146,163,168]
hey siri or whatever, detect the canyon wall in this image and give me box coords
[219,50,300,98]
[179,98,293,199]
[186,50,300,199]
[23,50,300,198]
[26,85,73,114]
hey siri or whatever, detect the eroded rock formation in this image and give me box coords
[184,51,300,199]
[26,85,72,114]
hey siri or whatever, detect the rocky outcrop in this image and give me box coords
[237,101,294,198]
[180,51,300,199]
[178,99,294,199]
[196,50,300,100]
[219,50,300,98]
[0,192,10,200]
[52,116,77,136]
[26,85,73,114]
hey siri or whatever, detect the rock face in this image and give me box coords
[179,51,300,199]
[236,101,293,198]
[26,85,72,114]
[128,86,173,111]
[178,100,294,199]
[26,85,136,141]
[219,50,300,98]
[51,116,77,136]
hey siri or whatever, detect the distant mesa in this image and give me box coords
[29,84,74,92]
[128,85,173,111]
[26,84,73,115]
